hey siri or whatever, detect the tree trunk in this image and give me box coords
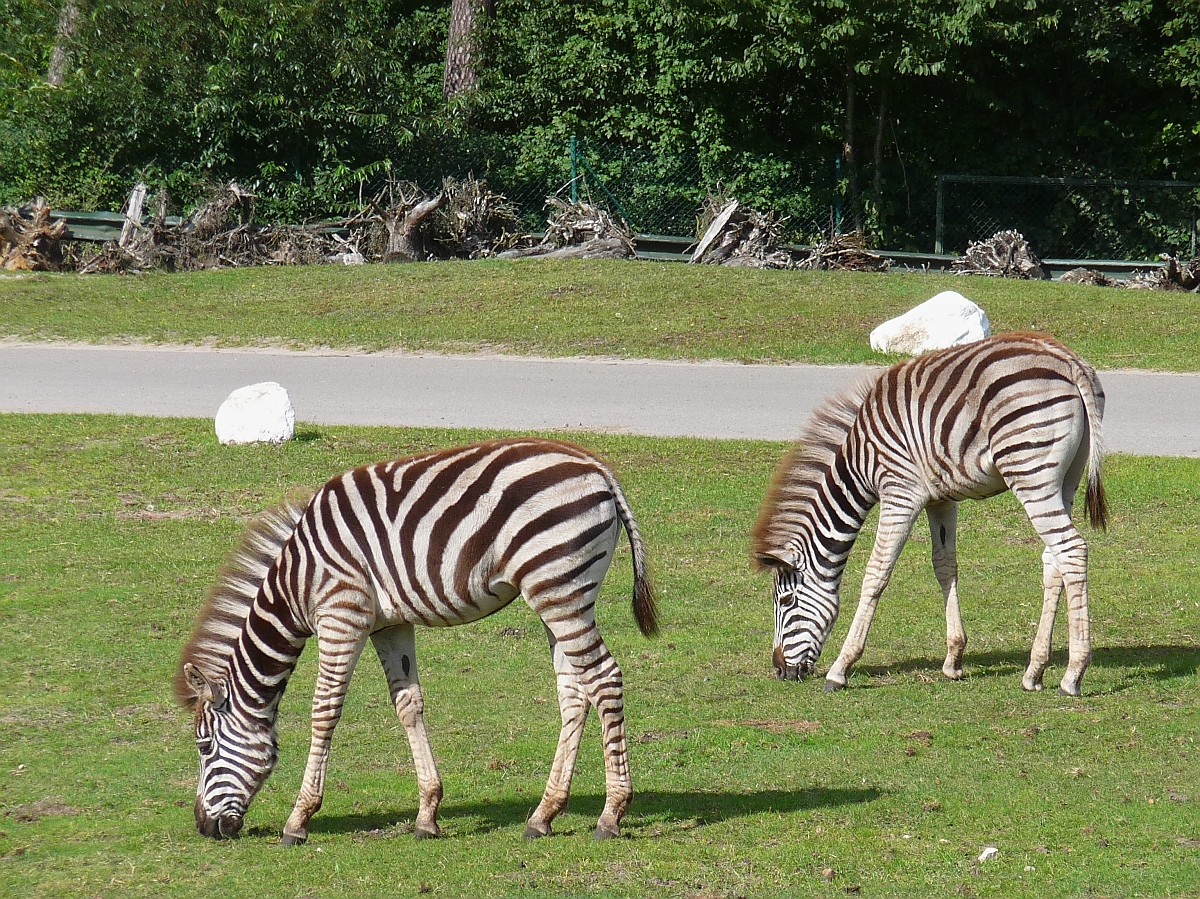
[443,0,496,101]
[843,66,861,234]
[46,1,80,87]
[872,83,889,230]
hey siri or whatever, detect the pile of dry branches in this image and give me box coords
[434,176,526,258]
[951,230,1047,279]
[71,176,531,273]
[78,182,361,273]
[1124,255,1200,291]
[498,197,635,259]
[795,231,892,272]
[689,198,792,269]
[1,198,68,271]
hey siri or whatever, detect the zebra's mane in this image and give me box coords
[174,489,313,709]
[750,375,876,569]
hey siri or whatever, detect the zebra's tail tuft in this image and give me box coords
[1075,358,1108,533]
[1086,467,1108,532]
[633,569,659,638]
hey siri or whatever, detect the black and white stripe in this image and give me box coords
[752,332,1106,695]
[177,438,657,843]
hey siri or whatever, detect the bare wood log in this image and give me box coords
[384,194,446,262]
[119,183,148,249]
[690,200,739,263]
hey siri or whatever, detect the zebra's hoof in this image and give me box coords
[280,831,307,847]
[593,823,620,841]
[824,679,845,693]
[523,821,552,841]
[1057,686,1081,698]
[414,824,441,840]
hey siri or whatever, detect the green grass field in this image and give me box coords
[2,259,1197,370]
[1,415,1197,898]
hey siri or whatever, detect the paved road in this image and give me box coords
[2,341,1199,456]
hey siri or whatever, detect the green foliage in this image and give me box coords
[0,0,1196,245]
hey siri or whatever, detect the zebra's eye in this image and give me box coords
[779,592,797,610]
[197,738,214,755]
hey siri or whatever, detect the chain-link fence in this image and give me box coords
[936,175,1199,260]
[376,136,1198,261]
[383,134,836,245]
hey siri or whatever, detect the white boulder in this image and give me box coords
[215,381,295,446]
[870,290,991,355]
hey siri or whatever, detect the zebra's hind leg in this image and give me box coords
[927,501,967,680]
[1011,481,1092,695]
[1022,547,1062,692]
[524,628,591,840]
[283,601,373,846]
[533,613,631,840]
[371,624,443,840]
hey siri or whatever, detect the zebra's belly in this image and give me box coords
[930,462,1007,502]
[372,580,521,628]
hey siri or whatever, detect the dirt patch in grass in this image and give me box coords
[739,719,822,735]
[5,798,80,822]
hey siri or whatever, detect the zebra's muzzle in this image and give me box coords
[195,797,244,839]
[772,646,813,681]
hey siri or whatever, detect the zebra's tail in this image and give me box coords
[599,465,659,638]
[1075,359,1108,532]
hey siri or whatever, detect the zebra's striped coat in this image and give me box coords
[177,438,657,844]
[752,333,1106,695]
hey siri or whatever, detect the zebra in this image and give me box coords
[751,332,1107,696]
[175,437,658,845]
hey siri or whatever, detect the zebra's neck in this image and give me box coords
[800,443,877,581]
[227,575,310,722]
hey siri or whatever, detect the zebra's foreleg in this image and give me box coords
[524,629,591,840]
[826,500,921,691]
[282,605,372,846]
[927,501,967,680]
[1022,546,1062,692]
[371,624,443,840]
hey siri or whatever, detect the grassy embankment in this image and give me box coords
[1,259,1194,370]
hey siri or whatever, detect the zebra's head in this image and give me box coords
[182,663,278,839]
[757,550,840,681]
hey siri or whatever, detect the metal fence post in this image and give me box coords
[570,135,578,204]
[834,155,843,234]
[935,175,945,255]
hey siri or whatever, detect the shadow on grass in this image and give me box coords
[306,786,881,839]
[854,643,1198,685]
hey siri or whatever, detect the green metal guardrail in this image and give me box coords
[48,210,1166,279]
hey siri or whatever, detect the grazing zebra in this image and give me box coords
[751,333,1107,696]
[176,438,657,845]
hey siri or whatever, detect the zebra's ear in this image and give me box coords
[183,663,227,709]
[754,550,804,572]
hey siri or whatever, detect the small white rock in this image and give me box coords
[215,381,295,446]
[978,846,1000,863]
[870,290,991,355]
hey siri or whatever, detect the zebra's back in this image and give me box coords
[857,332,1104,503]
[290,437,637,630]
